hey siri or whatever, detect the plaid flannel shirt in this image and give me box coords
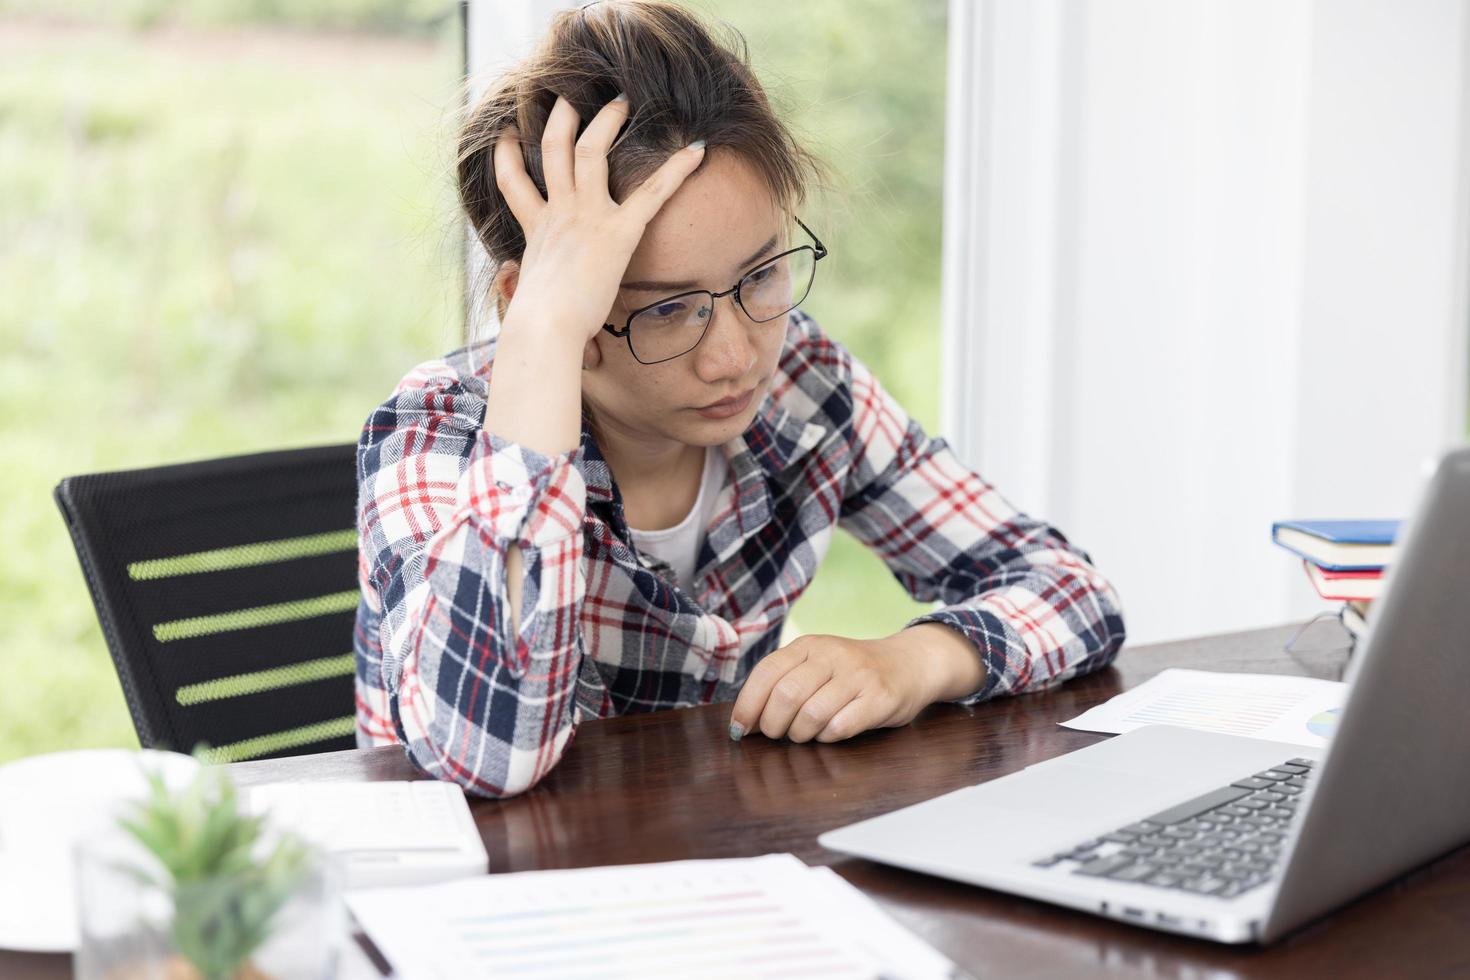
[354,308,1126,798]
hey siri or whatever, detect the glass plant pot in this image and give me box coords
[73,827,345,980]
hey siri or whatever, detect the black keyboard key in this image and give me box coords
[1254,771,1293,782]
[1120,822,1160,836]
[1179,875,1228,895]
[1101,831,1138,844]
[1275,763,1311,774]
[1074,854,1133,877]
[1287,758,1316,768]
[1107,863,1157,882]
[1231,777,1273,790]
[1142,786,1252,825]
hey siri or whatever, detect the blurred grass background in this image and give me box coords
[0,0,946,763]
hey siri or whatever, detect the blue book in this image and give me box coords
[1271,519,1401,572]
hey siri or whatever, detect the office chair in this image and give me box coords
[54,444,362,763]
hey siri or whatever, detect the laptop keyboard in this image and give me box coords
[1031,757,1316,899]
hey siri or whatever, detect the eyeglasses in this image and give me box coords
[602,217,828,365]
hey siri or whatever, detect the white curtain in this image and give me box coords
[942,0,1470,644]
[464,0,578,342]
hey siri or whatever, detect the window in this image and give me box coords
[693,0,949,641]
[0,1,465,761]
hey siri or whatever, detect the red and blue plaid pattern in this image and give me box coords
[354,309,1126,797]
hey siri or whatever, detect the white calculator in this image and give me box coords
[245,780,489,889]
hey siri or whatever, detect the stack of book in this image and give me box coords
[1270,519,1401,643]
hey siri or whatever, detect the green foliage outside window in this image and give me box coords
[0,0,946,762]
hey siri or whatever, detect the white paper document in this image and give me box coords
[1060,669,1347,748]
[244,780,488,888]
[347,852,957,980]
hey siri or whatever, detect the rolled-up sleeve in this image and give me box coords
[836,350,1126,705]
[356,368,589,798]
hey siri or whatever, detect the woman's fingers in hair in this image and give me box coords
[540,93,579,199]
[573,93,630,202]
[493,126,545,228]
[618,140,708,227]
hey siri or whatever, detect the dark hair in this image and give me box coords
[456,0,830,320]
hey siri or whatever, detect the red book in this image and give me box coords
[1304,560,1383,601]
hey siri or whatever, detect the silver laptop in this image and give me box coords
[819,445,1470,943]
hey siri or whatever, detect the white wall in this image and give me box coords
[942,0,1470,644]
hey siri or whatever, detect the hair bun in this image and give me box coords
[456,0,828,319]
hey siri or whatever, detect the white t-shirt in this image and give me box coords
[627,447,729,593]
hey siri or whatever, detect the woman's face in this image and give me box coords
[581,149,792,452]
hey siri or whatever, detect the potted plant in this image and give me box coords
[74,752,342,980]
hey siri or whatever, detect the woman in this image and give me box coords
[354,0,1125,799]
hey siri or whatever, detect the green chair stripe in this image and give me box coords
[127,529,357,581]
[153,590,360,643]
[199,716,356,765]
[175,653,355,706]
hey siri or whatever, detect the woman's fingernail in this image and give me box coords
[612,91,628,103]
[728,721,745,741]
[687,139,707,153]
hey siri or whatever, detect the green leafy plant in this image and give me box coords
[115,748,312,980]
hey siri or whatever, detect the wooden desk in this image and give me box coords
[8,621,1467,978]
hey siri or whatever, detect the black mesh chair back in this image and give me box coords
[53,444,361,763]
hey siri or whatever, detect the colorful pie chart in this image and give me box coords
[1306,707,1341,739]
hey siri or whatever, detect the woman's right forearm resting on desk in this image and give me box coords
[363,313,590,799]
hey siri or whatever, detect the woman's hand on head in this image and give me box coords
[727,634,936,744]
[493,93,707,344]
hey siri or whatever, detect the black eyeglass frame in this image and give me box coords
[602,216,828,365]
